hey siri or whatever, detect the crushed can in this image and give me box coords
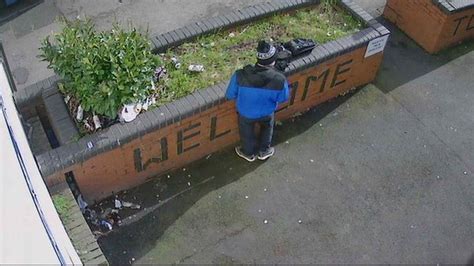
[171,56,181,69]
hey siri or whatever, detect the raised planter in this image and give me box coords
[30,0,390,202]
[383,0,474,54]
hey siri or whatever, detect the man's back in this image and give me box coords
[225,40,289,161]
[226,64,288,119]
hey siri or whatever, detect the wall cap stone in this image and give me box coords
[433,0,474,14]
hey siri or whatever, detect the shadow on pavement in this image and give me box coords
[374,17,474,93]
[0,0,42,26]
[97,89,358,265]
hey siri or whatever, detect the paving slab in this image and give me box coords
[98,82,473,264]
[375,21,474,173]
[95,2,474,264]
[0,0,266,91]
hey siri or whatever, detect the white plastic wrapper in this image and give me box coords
[76,105,84,121]
[93,114,101,129]
[188,64,204,72]
[120,103,139,122]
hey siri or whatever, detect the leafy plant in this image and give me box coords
[40,19,160,118]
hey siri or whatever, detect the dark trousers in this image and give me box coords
[238,113,274,156]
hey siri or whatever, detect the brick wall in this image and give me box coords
[384,0,474,54]
[34,0,390,202]
[43,43,385,201]
[439,8,474,50]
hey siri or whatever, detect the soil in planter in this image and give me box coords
[64,91,117,135]
[156,2,362,104]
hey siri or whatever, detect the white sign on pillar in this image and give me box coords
[364,34,389,58]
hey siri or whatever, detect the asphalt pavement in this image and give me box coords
[1,0,473,264]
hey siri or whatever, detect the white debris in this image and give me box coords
[245,195,249,199]
[436,175,440,179]
[64,95,70,104]
[77,195,88,213]
[218,195,221,199]
[120,103,139,122]
[206,154,212,160]
[93,115,101,129]
[228,32,235,37]
[285,141,289,144]
[188,174,192,178]
[142,99,150,111]
[135,103,142,113]
[298,219,302,224]
[258,209,262,213]
[187,182,191,186]
[263,188,267,192]
[319,123,323,127]
[263,219,268,224]
[76,105,84,121]
[114,199,122,209]
[87,141,94,149]
[171,56,181,69]
[122,201,140,209]
[167,174,171,179]
[188,64,205,72]
[183,168,186,171]
[463,171,468,175]
[310,159,314,163]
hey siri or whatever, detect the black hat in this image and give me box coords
[256,40,277,65]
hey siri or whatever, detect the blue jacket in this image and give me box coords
[225,64,289,119]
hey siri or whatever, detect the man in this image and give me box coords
[226,40,289,162]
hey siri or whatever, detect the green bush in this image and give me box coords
[40,19,160,118]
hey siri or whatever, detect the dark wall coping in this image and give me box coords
[434,0,474,14]
[14,74,61,109]
[32,0,389,178]
[41,85,80,145]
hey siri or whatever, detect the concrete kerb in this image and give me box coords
[30,0,389,198]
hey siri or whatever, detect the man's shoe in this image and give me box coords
[235,147,256,162]
[258,147,275,160]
